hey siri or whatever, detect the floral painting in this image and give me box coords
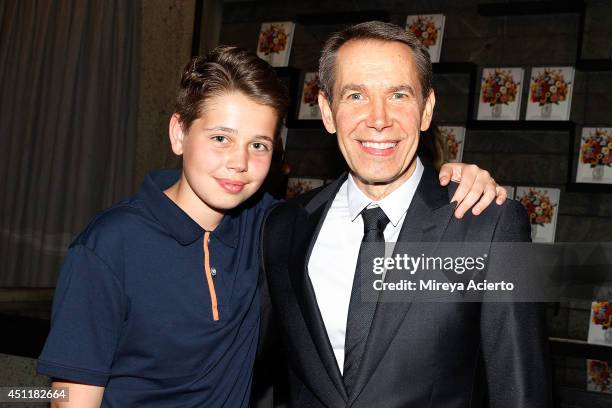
[526,66,574,121]
[286,178,324,199]
[477,68,523,120]
[587,360,612,394]
[515,187,560,243]
[588,300,612,346]
[439,126,465,162]
[298,72,322,120]
[576,128,612,184]
[256,22,295,67]
[405,14,445,63]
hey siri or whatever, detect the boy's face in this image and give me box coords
[170,91,277,213]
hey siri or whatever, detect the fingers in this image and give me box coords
[438,163,453,186]
[452,166,495,218]
[470,181,499,216]
[495,185,508,205]
[449,164,480,204]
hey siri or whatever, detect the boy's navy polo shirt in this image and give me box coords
[37,169,277,407]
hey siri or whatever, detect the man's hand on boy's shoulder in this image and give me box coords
[439,163,507,219]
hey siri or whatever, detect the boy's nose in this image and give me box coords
[226,147,248,172]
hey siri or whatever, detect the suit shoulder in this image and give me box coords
[493,199,531,242]
[265,184,326,221]
[289,184,327,206]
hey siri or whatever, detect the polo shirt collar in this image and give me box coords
[347,157,424,227]
[138,169,238,247]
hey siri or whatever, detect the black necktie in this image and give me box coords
[343,206,390,394]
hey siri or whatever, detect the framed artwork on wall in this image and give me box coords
[515,186,560,243]
[286,178,324,198]
[439,126,465,162]
[587,359,612,394]
[588,300,612,346]
[405,14,445,63]
[256,22,295,67]
[476,68,524,121]
[575,127,612,185]
[525,66,574,121]
[297,72,322,120]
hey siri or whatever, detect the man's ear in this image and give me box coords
[318,91,337,134]
[169,113,185,156]
[419,90,436,132]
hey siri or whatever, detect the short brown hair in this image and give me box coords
[318,21,432,103]
[176,46,289,131]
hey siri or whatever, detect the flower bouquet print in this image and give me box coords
[516,187,560,243]
[405,14,445,63]
[256,22,295,67]
[298,72,322,120]
[476,68,524,120]
[588,300,612,346]
[587,359,612,394]
[286,178,324,199]
[439,126,465,162]
[526,67,574,121]
[576,128,612,184]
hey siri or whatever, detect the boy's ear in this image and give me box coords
[169,113,185,155]
[318,92,337,134]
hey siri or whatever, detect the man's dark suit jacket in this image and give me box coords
[260,162,551,408]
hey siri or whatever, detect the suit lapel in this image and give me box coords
[347,165,457,404]
[288,174,349,404]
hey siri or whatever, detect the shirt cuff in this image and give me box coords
[37,359,109,386]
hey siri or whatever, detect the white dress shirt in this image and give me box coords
[308,158,424,372]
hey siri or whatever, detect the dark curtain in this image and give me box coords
[0,0,140,286]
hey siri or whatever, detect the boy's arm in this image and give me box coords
[439,162,507,218]
[38,243,126,392]
[51,381,104,408]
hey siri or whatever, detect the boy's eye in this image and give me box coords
[212,135,229,143]
[251,142,270,152]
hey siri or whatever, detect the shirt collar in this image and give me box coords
[347,157,424,227]
[138,169,238,247]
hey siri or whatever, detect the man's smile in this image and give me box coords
[358,140,399,156]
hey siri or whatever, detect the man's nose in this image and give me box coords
[226,145,248,172]
[365,99,392,131]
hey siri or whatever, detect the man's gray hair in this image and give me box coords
[318,21,432,103]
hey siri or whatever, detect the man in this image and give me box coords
[260,21,550,407]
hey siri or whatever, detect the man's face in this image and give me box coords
[318,39,435,199]
[170,91,276,214]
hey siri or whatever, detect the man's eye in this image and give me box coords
[392,93,408,99]
[348,93,362,100]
